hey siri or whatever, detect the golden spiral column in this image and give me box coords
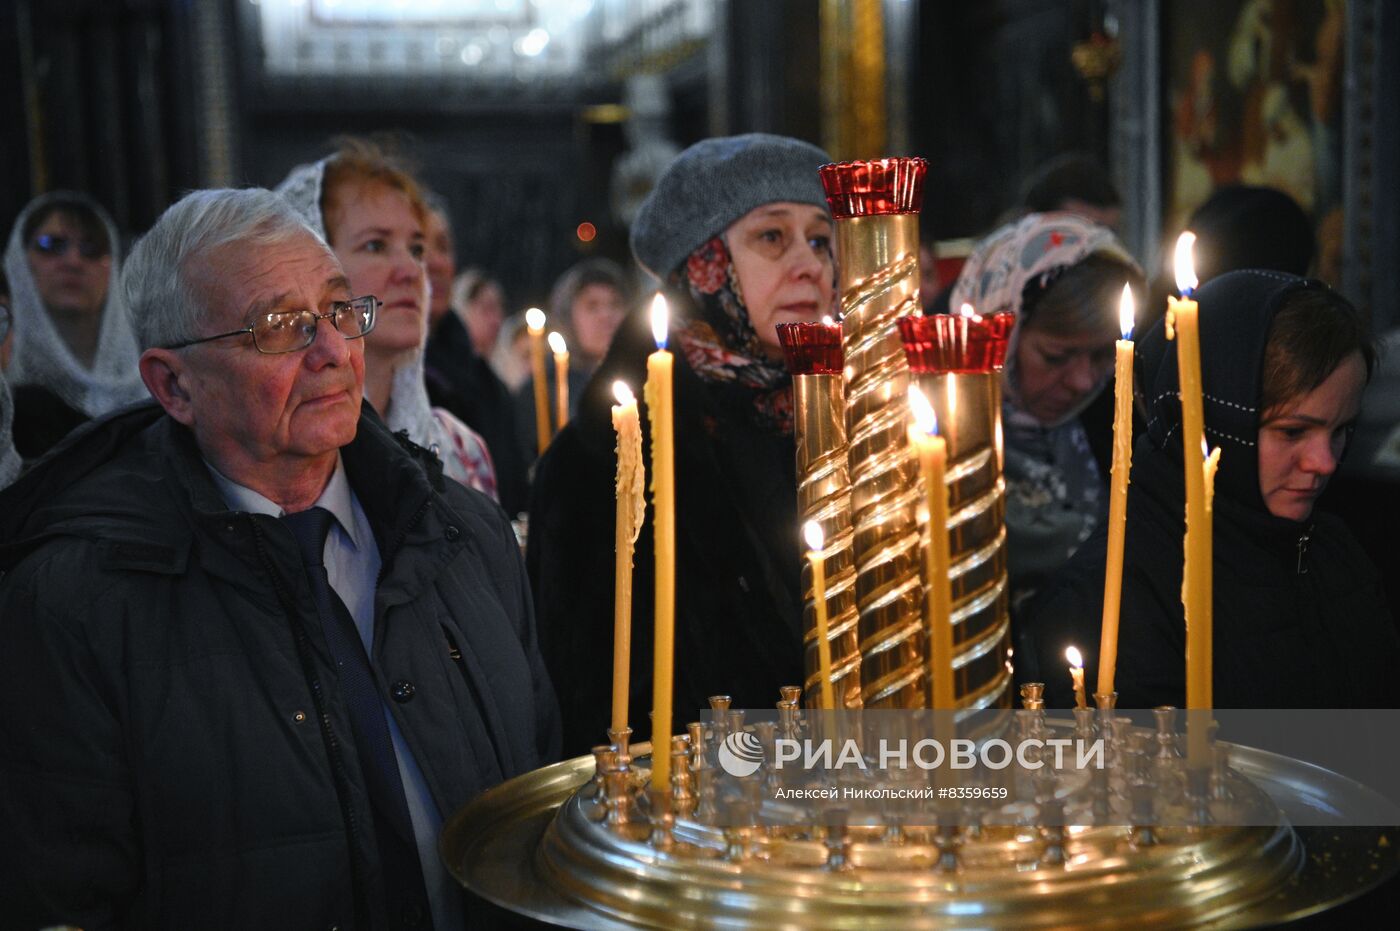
[777,322,862,709]
[898,312,1016,710]
[819,158,928,708]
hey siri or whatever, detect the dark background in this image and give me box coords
[0,0,1119,308]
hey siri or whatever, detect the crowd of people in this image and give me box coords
[0,134,1395,926]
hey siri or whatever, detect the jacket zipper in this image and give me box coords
[1296,528,1311,575]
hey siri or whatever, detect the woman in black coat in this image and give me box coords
[1024,270,1400,709]
[527,134,837,756]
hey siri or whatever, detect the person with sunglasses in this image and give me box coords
[2,191,146,420]
[0,188,560,929]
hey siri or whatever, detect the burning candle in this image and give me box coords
[909,385,955,710]
[1168,233,1214,731]
[525,307,550,454]
[1066,646,1087,710]
[1097,284,1136,697]
[548,331,570,431]
[803,521,836,711]
[610,381,645,733]
[644,294,676,790]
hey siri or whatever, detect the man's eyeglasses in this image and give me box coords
[164,296,378,354]
[29,234,109,260]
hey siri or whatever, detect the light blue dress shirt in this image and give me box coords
[206,456,463,930]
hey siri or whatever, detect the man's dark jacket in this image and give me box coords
[0,403,561,929]
[527,309,804,758]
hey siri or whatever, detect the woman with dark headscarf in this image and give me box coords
[527,133,835,755]
[1025,270,1400,708]
[949,213,1145,609]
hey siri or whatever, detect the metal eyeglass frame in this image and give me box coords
[163,295,379,354]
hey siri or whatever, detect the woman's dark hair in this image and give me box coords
[1022,152,1121,213]
[467,276,500,303]
[1260,286,1375,414]
[22,198,111,256]
[1020,252,1146,339]
[1189,185,1314,281]
[549,258,631,322]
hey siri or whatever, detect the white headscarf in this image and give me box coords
[2,191,147,416]
[0,371,21,489]
[275,160,441,453]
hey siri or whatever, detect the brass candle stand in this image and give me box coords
[444,689,1399,928]
[898,311,1017,711]
[778,321,863,710]
[441,158,1400,927]
[819,158,928,709]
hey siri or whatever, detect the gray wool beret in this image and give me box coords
[630,133,833,282]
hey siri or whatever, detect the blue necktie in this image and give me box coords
[283,507,431,929]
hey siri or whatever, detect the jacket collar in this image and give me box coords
[0,403,468,603]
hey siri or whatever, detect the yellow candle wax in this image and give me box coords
[1067,646,1087,710]
[548,331,570,432]
[644,294,676,790]
[610,381,645,733]
[525,307,551,454]
[1200,443,1220,707]
[1188,442,1221,768]
[803,521,836,711]
[1097,284,1135,697]
[909,386,955,711]
[1168,233,1212,725]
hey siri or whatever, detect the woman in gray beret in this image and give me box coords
[527,133,836,756]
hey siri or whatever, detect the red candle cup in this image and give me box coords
[898,312,1015,374]
[818,158,928,219]
[777,321,844,375]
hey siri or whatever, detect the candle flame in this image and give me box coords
[1119,283,1135,339]
[1201,437,1212,460]
[525,307,546,332]
[803,520,824,554]
[821,315,836,327]
[1174,231,1199,294]
[547,331,567,356]
[959,302,981,321]
[1065,645,1084,669]
[612,380,634,406]
[908,384,938,436]
[650,293,669,349]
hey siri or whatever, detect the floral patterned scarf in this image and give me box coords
[668,236,796,434]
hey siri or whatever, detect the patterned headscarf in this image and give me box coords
[668,236,801,434]
[950,213,1141,605]
[949,211,1139,427]
[2,192,147,416]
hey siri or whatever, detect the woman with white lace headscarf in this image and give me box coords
[2,191,146,417]
[0,294,21,488]
[949,212,1145,609]
[276,140,497,498]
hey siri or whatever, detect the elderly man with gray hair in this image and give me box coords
[0,188,560,929]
